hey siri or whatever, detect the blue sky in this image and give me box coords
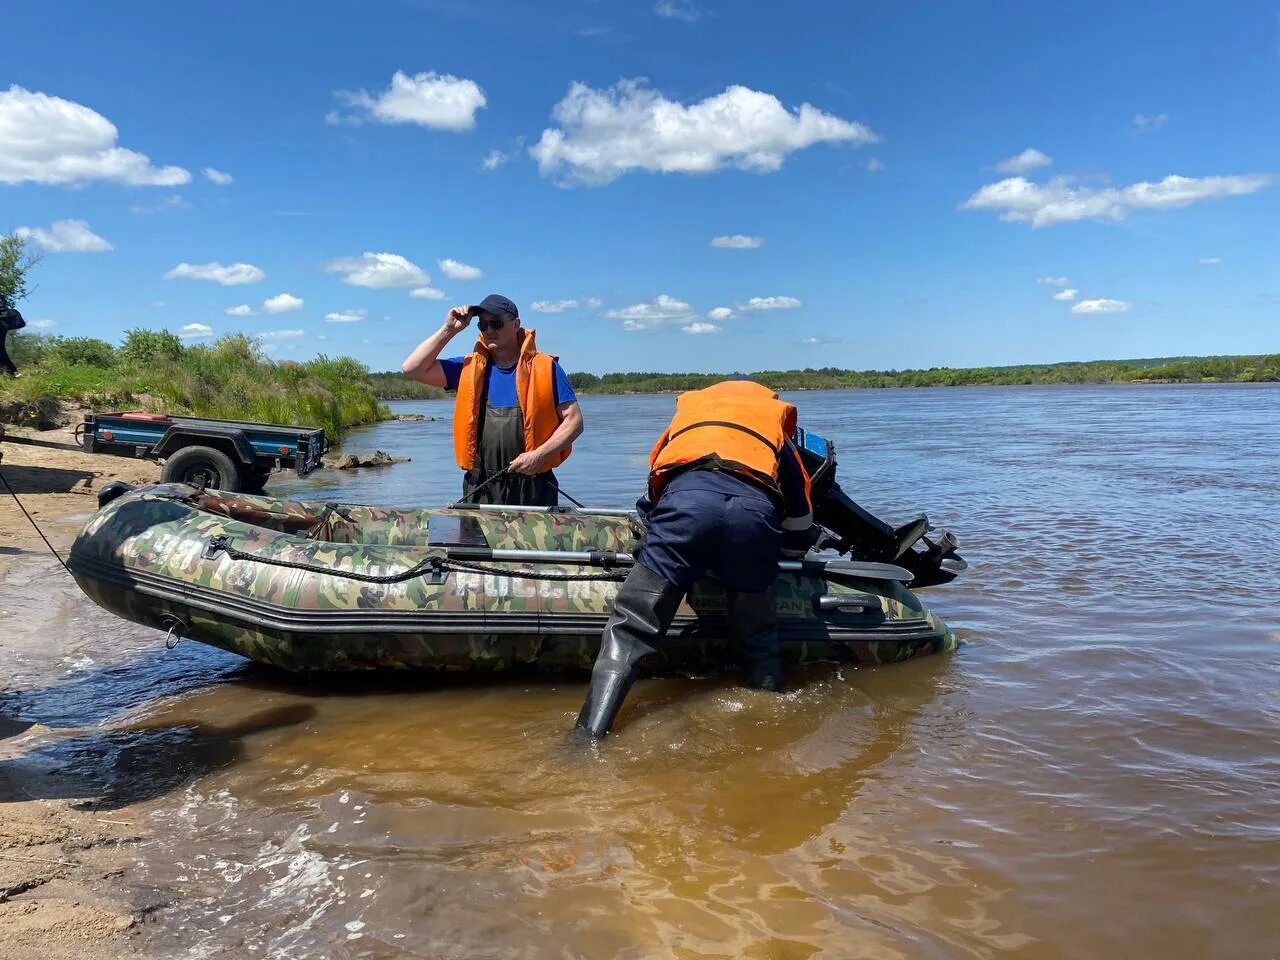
[3,0,1277,375]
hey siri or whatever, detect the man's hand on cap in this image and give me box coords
[445,305,474,334]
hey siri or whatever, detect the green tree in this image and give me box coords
[0,233,44,307]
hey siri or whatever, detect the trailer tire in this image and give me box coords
[160,445,243,492]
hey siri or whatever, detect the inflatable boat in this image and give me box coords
[66,430,966,673]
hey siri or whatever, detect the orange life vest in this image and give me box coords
[452,327,571,473]
[648,380,800,499]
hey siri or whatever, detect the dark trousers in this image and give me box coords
[0,331,16,376]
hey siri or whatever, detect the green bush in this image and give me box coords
[120,328,185,366]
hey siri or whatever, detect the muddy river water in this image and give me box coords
[2,384,1277,958]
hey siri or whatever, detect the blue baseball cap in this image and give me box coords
[476,294,519,319]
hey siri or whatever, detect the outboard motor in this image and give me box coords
[793,428,966,588]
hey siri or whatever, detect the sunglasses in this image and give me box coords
[476,313,508,332]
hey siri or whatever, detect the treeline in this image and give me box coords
[367,372,446,400]
[558,354,1280,394]
[2,331,388,440]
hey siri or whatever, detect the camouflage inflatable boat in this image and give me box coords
[67,431,966,673]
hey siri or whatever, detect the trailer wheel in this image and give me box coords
[160,445,242,492]
[241,467,272,494]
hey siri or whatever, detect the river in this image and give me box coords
[1,384,1276,958]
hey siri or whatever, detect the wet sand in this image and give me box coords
[1,423,162,959]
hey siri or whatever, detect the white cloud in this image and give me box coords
[225,305,256,316]
[1133,113,1168,131]
[263,293,304,314]
[130,194,188,216]
[1052,288,1078,302]
[409,286,447,300]
[325,309,367,323]
[1037,276,1070,287]
[178,322,213,339]
[325,252,427,288]
[1198,257,1222,265]
[532,299,579,313]
[531,79,878,185]
[1071,298,1130,315]
[963,173,1273,228]
[481,150,508,171]
[995,148,1052,175]
[164,261,266,285]
[740,296,802,311]
[15,218,112,253]
[682,321,720,334]
[707,306,734,321]
[30,318,57,329]
[801,337,821,345]
[438,258,482,281]
[257,329,305,340]
[584,296,602,308]
[331,70,486,130]
[865,157,884,172]
[709,234,764,249]
[203,167,233,185]
[605,294,698,331]
[0,85,191,187]
[654,0,702,22]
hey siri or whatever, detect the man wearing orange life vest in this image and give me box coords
[575,378,818,739]
[402,294,583,506]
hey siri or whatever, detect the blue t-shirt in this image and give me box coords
[439,356,576,408]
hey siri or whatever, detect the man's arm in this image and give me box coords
[508,400,584,475]
[778,440,818,557]
[401,305,472,388]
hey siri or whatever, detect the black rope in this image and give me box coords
[0,465,72,575]
[212,539,626,583]
[450,466,510,507]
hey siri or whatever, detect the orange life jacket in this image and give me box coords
[648,380,800,499]
[452,327,571,473]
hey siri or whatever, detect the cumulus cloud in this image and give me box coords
[263,293,304,314]
[531,79,878,185]
[30,318,57,329]
[654,0,702,22]
[740,296,802,311]
[584,297,602,308]
[605,294,697,331]
[1198,257,1221,265]
[707,306,734,321]
[709,234,764,249]
[865,157,884,172]
[225,305,256,316]
[164,261,266,285]
[438,258,483,281]
[481,150,508,171]
[1133,113,1168,131]
[531,299,580,313]
[1052,288,1078,301]
[15,219,112,253]
[1037,276,1070,287]
[330,71,486,130]
[962,173,1273,228]
[326,252,427,288]
[203,167,233,185]
[995,148,1052,175]
[409,286,447,300]
[1071,298,1130,315]
[0,85,190,186]
[257,329,305,340]
[178,322,213,339]
[682,321,720,334]
[130,194,188,216]
[325,309,367,323]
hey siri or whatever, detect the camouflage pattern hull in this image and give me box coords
[68,484,957,674]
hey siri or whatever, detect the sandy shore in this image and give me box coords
[1,421,161,959]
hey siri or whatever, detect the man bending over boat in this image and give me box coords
[575,378,818,739]
[402,294,584,506]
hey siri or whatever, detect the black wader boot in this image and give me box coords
[575,564,684,739]
[728,587,783,692]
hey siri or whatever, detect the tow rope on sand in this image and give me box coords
[0,464,72,575]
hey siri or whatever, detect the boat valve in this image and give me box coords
[202,535,231,560]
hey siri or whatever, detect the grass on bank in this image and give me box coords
[1,330,389,441]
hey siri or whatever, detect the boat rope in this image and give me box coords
[0,465,73,575]
[449,466,587,509]
[203,536,627,583]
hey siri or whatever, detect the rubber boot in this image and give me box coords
[574,564,684,739]
[728,586,783,692]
